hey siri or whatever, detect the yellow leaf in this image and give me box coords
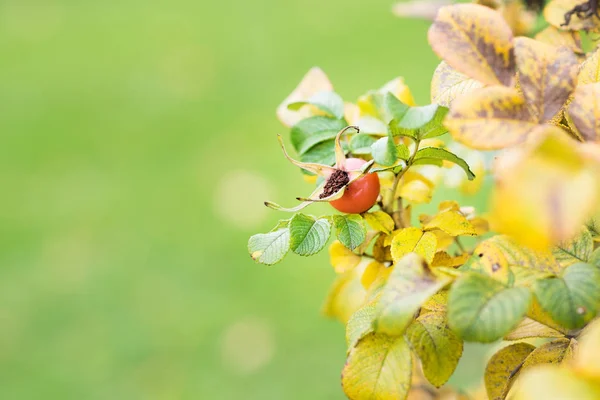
[534,26,583,56]
[490,127,599,249]
[514,37,578,123]
[579,48,600,85]
[390,227,437,264]
[322,265,366,324]
[504,317,564,341]
[500,0,537,36]
[522,338,577,370]
[329,240,361,274]
[567,83,600,142]
[445,86,537,150]
[428,4,515,86]
[432,252,470,268]
[381,77,416,107]
[423,210,478,237]
[398,179,434,204]
[484,342,536,400]
[527,296,567,333]
[364,211,395,235]
[470,217,490,236]
[276,67,333,127]
[361,260,385,290]
[544,0,600,31]
[573,318,600,380]
[342,333,412,400]
[510,365,600,400]
[373,234,392,262]
[421,290,449,313]
[430,61,484,108]
[432,230,455,251]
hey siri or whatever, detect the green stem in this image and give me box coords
[384,139,421,227]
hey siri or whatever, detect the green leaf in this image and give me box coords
[288,91,345,119]
[346,303,376,350]
[414,147,475,180]
[384,92,409,121]
[396,143,410,160]
[248,228,291,265]
[290,116,347,155]
[552,227,593,268]
[371,134,398,166]
[300,139,348,169]
[589,248,600,268]
[533,262,600,330]
[349,134,377,155]
[333,214,367,251]
[289,213,331,256]
[406,312,463,388]
[374,253,450,336]
[391,104,449,140]
[485,343,536,400]
[342,333,412,400]
[448,273,532,342]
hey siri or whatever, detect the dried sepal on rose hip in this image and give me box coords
[265,126,381,214]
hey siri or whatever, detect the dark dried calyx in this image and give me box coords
[562,0,599,26]
[320,169,349,199]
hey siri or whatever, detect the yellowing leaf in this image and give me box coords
[329,240,361,274]
[514,37,578,123]
[552,226,593,268]
[423,210,478,237]
[544,0,600,31]
[534,26,583,56]
[431,61,484,107]
[346,302,376,350]
[484,342,535,400]
[390,227,437,264]
[490,127,599,249]
[381,76,416,107]
[573,319,600,380]
[522,338,577,370]
[398,179,434,204]
[361,260,386,290]
[428,4,515,87]
[432,252,470,268]
[373,234,392,262]
[276,67,333,127]
[445,86,537,150]
[322,265,366,324]
[503,317,564,341]
[342,333,412,400]
[510,365,600,400]
[567,83,600,142]
[579,48,600,85]
[406,312,463,388]
[364,211,395,235]
[422,290,449,313]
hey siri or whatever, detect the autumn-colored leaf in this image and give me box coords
[322,264,366,324]
[329,240,361,274]
[578,48,600,85]
[445,86,537,150]
[490,127,599,249]
[567,83,600,142]
[428,4,515,86]
[484,342,535,400]
[390,227,438,264]
[511,365,600,400]
[534,26,583,56]
[342,333,413,400]
[521,338,577,370]
[423,209,478,237]
[504,317,564,341]
[573,319,600,380]
[364,211,395,235]
[552,226,593,268]
[514,37,578,123]
[430,61,484,107]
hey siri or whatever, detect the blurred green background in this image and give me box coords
[0,0,489,398]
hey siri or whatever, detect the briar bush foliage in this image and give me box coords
[249,1,600,399]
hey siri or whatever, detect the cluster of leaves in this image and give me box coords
[248,1,600,399]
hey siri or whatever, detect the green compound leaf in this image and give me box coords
[406,312,463,388]
[349,134,377,155]
[448,273,532,342]
[342,333,412,400]
[346,302,376,350]
[374,253,450,336]
[288,90,345,120]
[485,342,536,400]
[552,227,593,268]
[289,213,331,256]
[414,147,475,180]
[248,228,291,265]
[533,262,600,330]
[333,214,367,251]
[290,116,347,156]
